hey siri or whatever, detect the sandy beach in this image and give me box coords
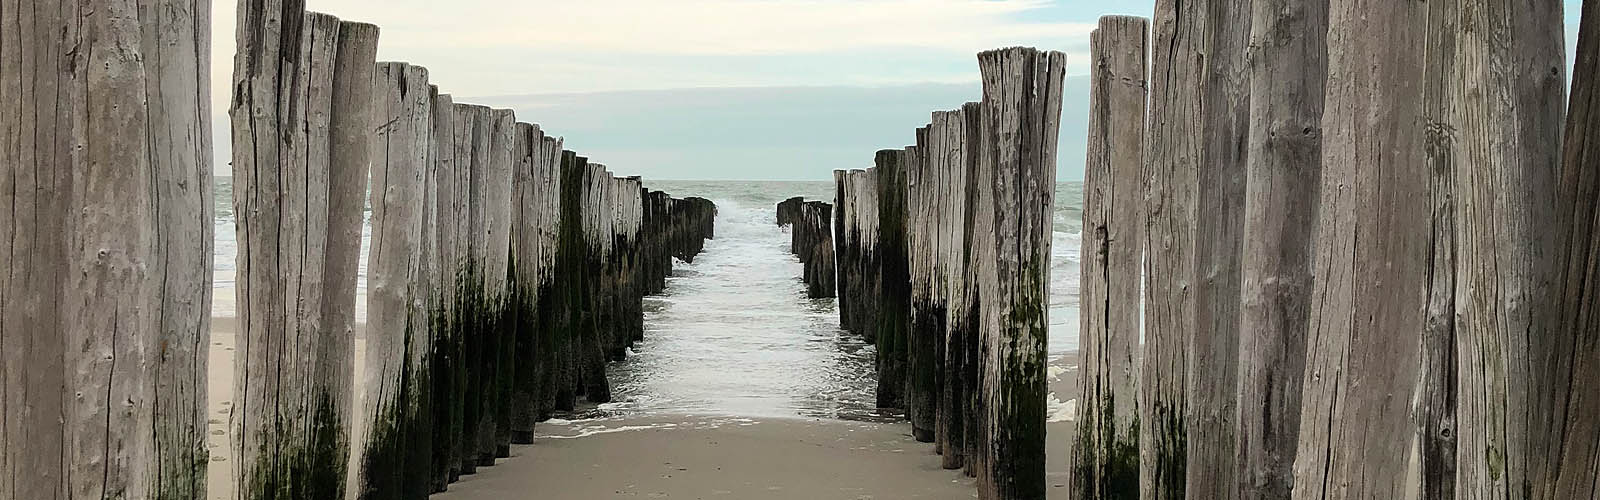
[203,315,1078,499]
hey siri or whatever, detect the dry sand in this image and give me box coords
[204,316,1080,499]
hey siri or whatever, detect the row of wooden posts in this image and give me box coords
[1074,2,1600,499]
[831,47,1066,500]
[0,2,717,500]
[777,197,837,298]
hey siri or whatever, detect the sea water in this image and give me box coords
[210,178,1082,421]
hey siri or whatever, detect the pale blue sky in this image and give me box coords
[211,0,1586,181]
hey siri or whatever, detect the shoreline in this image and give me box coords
[205,316,1080,499]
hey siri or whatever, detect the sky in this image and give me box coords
[209,0,1587,181]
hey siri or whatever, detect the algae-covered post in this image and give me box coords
[1447,1,1567,497]
[326,21,380,500]
[1552,1,1600,495]
[550,150,585,413]
[579,162,617,403]
[230,12,359,499]
[614,177,647,352]
[835,172,854,324]
[1,0,213,496]
[907,127,941,442]
[528,135,566,424]
[934,106,976,472]
[874,150,911,411]
[1074,17,1147,500]
[356,61,433,500]
[1142,0,1201,495]
[800,202,837,299]
[453,103,492,476]
[974,47,1063,500]
[1292,0,1429,497]
[959,102,986,480]
[428,92,466,488]
[481,109,519,462]
[1236,0,1326,497]
[509,122,549,444]
[778,196,805,227]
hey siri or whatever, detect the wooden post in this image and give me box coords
[1235,0,1326,497]
[1292,0,1429,496]
[428,90,459,491]
[2,0,214,497]
[1187,0,1252,496]
[229,12,362,499]
[801,202,837,299]
[1446,1,1567,497]
[1551,1,1600,496]
[778,196,805,226]
[974,47,1064,500]
[933,106,976,472]
[1074,17,1146,500]
[1142,0,1202,495]
[873,151,911,411]
[453,102,491,476]
[579,162,615,403]
[959,101,984,479]
[907,127,941,441]
[509,122,547,444]
[551,150,584,412]
[480,108,518,463]
[356,61,432,500]
[328,21,381,500]
[615,177,646,350]
[855,169,881,345]
[834,172,854,325]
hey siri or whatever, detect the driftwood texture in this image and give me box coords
[1073,17,1146,500]
[357,61,432,500]
[1,0,213,498]
[874,150,911,411]
[428,91,460,491]
[1236,0,1325,497]
[1292,0,1429,497]
[973,47,1063,500]
[229,11,361,500]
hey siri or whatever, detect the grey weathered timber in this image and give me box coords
[1235,0,1325,497]
[908,127,941,442]
[835,172,853,324]
[932,107,972,470]
[794,202,837,299]
[974,47,1064,500]
[1446,1,1567,498]
[540,144,577,417]
[874,151,911,411]
[1141,0,1201,495]
[1551,1,1600,496]
[356,61,432,500]
[2,0,214,497]
[229,12,351,500]
[509,122,550,444]
[1073,17,1146,500]
[428,91,459,491]
[1419,1,1458,494]
[1188,0,1251,496]
[1292,0,1429,497]
[958,102,985,480]
[480,108,518,463]
[454,103,492,476]
[551,150,585,413]
[579,162,616,403]
[325,22,379,500]
[778,196,805,227]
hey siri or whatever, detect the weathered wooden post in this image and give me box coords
[550,150,585,412]
[1141,0,1201,495]
[1073,17,1146,500]
[428,90,460,490]
[1188,1,1252,496]
[1,0,213,497]
[615,177,647,350]
[1446,1,1566,498]
[933,106,976,472]
[1551,1,1600,496]
[230,11,372,499]
[356,61,433,500]
[959,101,985,479]
[873,151,911,410]
[907,127,941,441]
[1235,0,1326,497]
[509,122,550,444]
[453,102,491,475]
[854,169,882,344]
[973,47,1064,500]
[481,108,518,462]
[1292,0,1430,496]
[834,172,855,325]
[579,162,616,403]
[801,202,837,299]
[778,196,805,226]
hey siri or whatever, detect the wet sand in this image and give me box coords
[205,315,1080,499]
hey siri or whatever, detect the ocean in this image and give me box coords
[210,178,1083,421]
